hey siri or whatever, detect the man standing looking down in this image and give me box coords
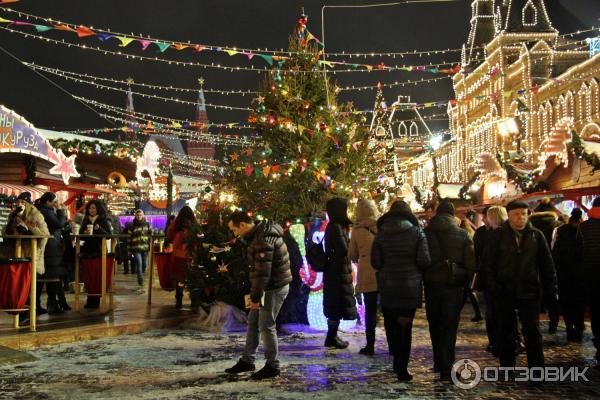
[482,200,557,375]
[224,211,292,379]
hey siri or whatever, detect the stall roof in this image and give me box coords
[38,129,114,145]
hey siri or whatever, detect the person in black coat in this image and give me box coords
[578,196,600,362]
[552,208,584,342]
[371,200,431,381]
[225,211,292,380]
[36,192,70,314]
[529,197,563,334]
[323,197,357,349]
[79,199,113,308]
[482,200,557,372]
[424,199,475,381]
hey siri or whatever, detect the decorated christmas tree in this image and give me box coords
[228,13,374,223]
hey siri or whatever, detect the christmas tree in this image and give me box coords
[229,13,374,223]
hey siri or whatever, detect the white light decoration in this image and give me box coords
[429,135,443,150]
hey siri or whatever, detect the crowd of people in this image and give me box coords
[1,192,153,322]
[2,190,599,383]
[223,195,600,382]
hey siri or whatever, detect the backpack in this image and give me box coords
[425,230,468,287]
[306,236,327,272]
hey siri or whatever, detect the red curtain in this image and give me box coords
[81,257,115,296]
[0,261,32,310]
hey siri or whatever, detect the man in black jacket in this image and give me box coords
[424,199,475,381]
[482,200,557,371]
[578,196,600,362]
[224,211,292,380]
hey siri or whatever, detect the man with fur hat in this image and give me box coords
[2,192,49,275]
[482,200,557,373]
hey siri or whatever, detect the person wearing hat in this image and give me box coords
[2,192,49,322]
[322,197,357,349]
[577,196,600,363]
[423,198,475,381]
[482,200,557,373]
[552,208,584,342]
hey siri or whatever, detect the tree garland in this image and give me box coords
[458,172,481,202]
[568,131,600,173]
[495,153,548,194]
[49,138,140,159]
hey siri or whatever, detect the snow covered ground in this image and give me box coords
[1,310,600,399]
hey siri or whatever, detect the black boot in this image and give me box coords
[175,286,183,309]
[359,328,375,355]
[56,283,71,311]
[324,319,349,349]
[225,359,255,374]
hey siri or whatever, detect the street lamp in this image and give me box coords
[497,117,523,159]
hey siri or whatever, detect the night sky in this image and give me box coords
[0,0,597,137]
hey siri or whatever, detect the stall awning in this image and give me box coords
[0,184,46,200]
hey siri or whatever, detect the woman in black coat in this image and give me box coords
[371,200,431,381]
[36,192,70,314]
[79,199,112,308]
[323,197,357,349]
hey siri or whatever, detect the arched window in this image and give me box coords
[579,83,590,120]
[409,121,418,136]
[565,91,574,119]
[591,79,599,119]
[398,122,408,136]
[522,0,538,27]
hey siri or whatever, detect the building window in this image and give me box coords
[522,0,538,27]
[409,122,418,137]
[399,122,408,136]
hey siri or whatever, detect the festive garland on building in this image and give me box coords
[49,138,140,160]
[568,131,600,173]
[458,172,481,202]
[495,153,548,194]
[0,194,17,207]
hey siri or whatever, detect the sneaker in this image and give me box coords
[36,307,47,316]
[251,364,280,380]
[225,360,255,374]
[324,336,349,349]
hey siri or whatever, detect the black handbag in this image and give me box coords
[306,237,327,272]
[427,231,468,287]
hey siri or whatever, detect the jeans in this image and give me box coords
[425,288,464,375]
[241,284,290,369]
[495,297,544,368]
[133,251,148,281]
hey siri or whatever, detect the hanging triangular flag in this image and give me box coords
[155,42,170,52]
[116,36,135,47]
[262,166,271,176]
[76,25,96,38]
[54,24,75,32]
[138,39,152,50]
[245,52,255,60]
[193,45,204,53]
[34,24,52,32]
[245,166,253,176]
[0,17,13,23]
[171,121,182,129]
[225,49,238,56]
[365,65,373,72]
[13,21,33,26]
[259,54,273,65]
[96,33,114,41]
[173,43,189,51]
[298,125,306,135]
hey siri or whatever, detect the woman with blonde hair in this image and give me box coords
[349,199,380,355]
[487,206,508,229]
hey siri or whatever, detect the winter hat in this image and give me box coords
[436,198,455,216]
[355,199,379,222]
[570,208,583,219]
[534,197,557,213]
[326,197,353,226]
[506,200,529,213]
[17,192,32,204]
